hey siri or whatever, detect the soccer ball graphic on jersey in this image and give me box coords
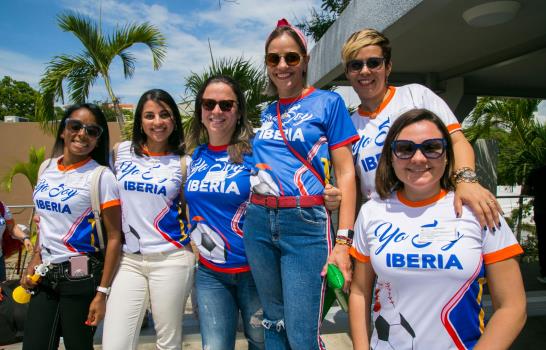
[190,221,227,264]
[371,282,416,350]
[371,312,416,350]
[250,168,280,196]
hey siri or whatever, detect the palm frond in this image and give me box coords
[57,12,108,66]
[108,22,167,71]
[184,56,272,125]
[1,146,46,191]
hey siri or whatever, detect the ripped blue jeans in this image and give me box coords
[196,264,264,350]
[243,203,331,350]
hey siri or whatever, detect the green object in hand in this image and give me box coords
[322,264,349,320]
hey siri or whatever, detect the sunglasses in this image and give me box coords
[391,138,447,159]
[64,119,103,138]
[265,52,304,67]
[202,99,236,112]
[346,57,385,72]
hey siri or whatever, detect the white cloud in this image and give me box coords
[0,49,46,88]
[12,0,322,103]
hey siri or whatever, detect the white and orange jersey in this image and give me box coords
[351,190,523,349]
[33,157,120,264]
[351,84,462,200]
[114,141,190,254]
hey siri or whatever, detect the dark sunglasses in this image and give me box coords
[265,52,304,67]
[346,57,385,72]
[391,138,447,159]
[202,99,236,112]
[64,119,103,138]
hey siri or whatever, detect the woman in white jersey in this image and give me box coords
[22,103,122,350]
[341,28,502,231]
[102,89,195,350]
[349,109,526,349]
[243,19,358,349]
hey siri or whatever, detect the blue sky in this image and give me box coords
[0,0,321,105]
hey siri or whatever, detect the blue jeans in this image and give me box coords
[243,203,331,350]
[196,264,264,350]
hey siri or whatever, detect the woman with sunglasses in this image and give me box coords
[243,19,359,349]
[21,103,122,350]
[349,109,526,350]
[341,28,501,231]
[185,75,264,350]
[102,89,195,350]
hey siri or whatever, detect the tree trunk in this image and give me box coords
[103,75,125,130]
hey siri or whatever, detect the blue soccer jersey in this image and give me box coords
[185,144,253,273]
[252,87,359,196]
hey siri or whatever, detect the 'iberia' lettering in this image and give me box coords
[124,181,167,196]
[386,253,463,270]
[258,128,305,142]
[187,179,240,195]
[36,199,71,214]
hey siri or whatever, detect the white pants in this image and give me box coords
[102,248,195,350]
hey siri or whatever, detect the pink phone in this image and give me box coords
[69,255,89,277]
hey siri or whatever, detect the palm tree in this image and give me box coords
[1,146,45,192]
[36,12,167,131]
[182,55,273,130]
[464,97,546,185]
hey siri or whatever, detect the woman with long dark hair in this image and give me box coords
[22,103,122,350]
[102,89,195,350]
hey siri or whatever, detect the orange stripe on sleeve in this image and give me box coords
[100,199,121,210]
[447,123,462,133]
[350,247,370,263]
[483,244,523,265]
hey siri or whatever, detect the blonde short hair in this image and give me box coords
[341,28,391,66]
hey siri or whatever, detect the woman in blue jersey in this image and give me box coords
[185,75,264,350]
[102,89,195,350]
[243,19,358,349]
[349,109,526,349]
[21,103,122,350]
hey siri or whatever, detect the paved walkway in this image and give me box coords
[3,262,545,349]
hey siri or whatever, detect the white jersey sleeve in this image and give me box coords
[482,214,521,264]
[99,169,121,210]
[350,200,374,262]
[410,84,461,133]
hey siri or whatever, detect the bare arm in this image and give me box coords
[323,145,357,288]
[451,131,501,230]
[20,230,42,290]
[474,258,526,349]
[7,221,33,251]
[87,205,122,326]
[350,261,375,350]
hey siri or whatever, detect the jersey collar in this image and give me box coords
[57,157,92,172]
[358,86,396,119]
[278,86,316,105]
[397,188,448,207]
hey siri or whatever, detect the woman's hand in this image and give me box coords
[454,182,502,230]
[323,184,342,211]
[86,293,107,326]
[20,256,42,290]
[322,244,352,291]
[22,237,34,252]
